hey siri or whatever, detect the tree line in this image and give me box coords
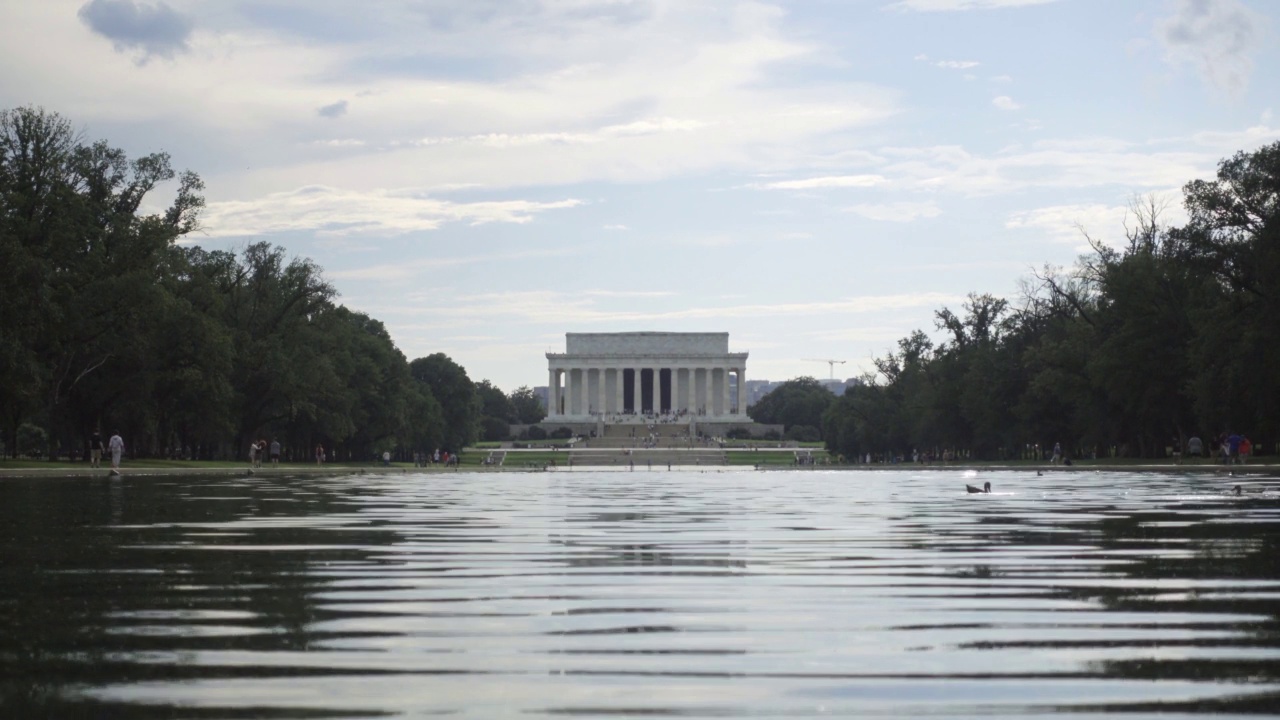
[784,142,1278,462]
[1,106,545,462]
[548,139,1280,462]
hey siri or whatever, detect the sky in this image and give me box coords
[3,0,1277,392]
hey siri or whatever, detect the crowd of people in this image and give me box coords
[1181,433,1253,465]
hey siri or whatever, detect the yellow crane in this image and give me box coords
[803,358,846,380]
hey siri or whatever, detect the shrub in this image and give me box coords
[526,425,548,440]
[550,426,574,440]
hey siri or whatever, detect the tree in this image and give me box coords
[748,377,834,436]
[409,354,480,451]
[476,380,515,441]
[0,106,204,457]
[509,386,546,424]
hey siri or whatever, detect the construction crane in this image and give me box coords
[803,358,847,380]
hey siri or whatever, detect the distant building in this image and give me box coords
[545,332,749,420]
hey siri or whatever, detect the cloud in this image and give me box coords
[1005,192,1187,249]
[366,289,966,326]
[992,95,1022,110]
[602,224,629,231]
[754,175,887,190]
[77,0,193,62]
[1157,0,1264,95]
[888,0,1058,11]
[845,201,941,222]
[913,55,980,69]
[199,185,583,238]
[32,1,899,191]
[874,142,1211,195]
[317,100,348,119]
[328,248,576,281]
[1006,203,1130,246]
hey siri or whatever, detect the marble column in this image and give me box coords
[548,369,558,416]
[632,367,641,415]
[653,367,662,413]
[596,367,606,414]
[704,367,712,415]
[721,366,730,417]
[565,368,574,416]
[673,367,682,414]
[614,368,624,416]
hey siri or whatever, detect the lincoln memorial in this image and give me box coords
[546,332,750,422]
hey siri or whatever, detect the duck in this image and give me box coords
[966,481,991,494]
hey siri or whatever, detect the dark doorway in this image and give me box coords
[623,368,635,413]
[659,368,671,414]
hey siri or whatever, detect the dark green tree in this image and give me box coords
[748,377,834,436]
[509,386,546,424]
[409,354,480,451]
[476,380,515,441]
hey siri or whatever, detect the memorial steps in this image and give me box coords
[562,447,728,467]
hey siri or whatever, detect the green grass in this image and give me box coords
[725,451,830,466]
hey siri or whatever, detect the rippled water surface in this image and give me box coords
[3,469,1280,718]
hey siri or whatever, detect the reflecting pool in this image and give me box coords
[2,469,1279,718]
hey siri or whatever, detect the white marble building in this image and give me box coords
[545,332,749,422]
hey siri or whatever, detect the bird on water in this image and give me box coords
[966,482,992,494]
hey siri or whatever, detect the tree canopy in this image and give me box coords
[747,377,834,440]
[824,142,1280,462]
[0,106,471,461]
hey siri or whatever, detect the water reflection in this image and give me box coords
[1,470,1278,717]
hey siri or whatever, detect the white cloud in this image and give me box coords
[1157,0,1265,96]
[1,0,900,195]
[365,289,966,326]
[874,142,1213,195]
[199,185,583,238]
[328,247,576,281]
[1005,191,1188,250]
[914,55,980,69]
[845,201,941,222]
[602,224,629,231]
[1006,203,1130,247]
[992,95,1022,110]
[755,174,887,190]
[888,0,1058,11]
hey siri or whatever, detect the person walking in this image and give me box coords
[89,430,104,468]
[270,438,281,467]
[108,431,124,471]
[1188,435,1203,461]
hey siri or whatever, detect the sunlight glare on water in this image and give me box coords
[2,468,1279,718]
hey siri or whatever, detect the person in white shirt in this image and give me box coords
[108,431,125,470]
